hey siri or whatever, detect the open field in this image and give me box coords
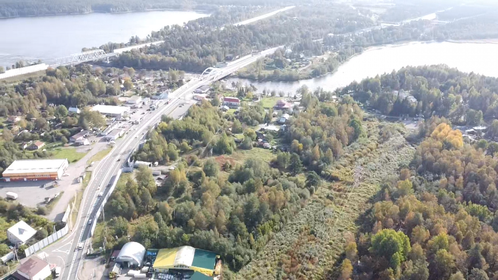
[260,97,280,109]
[238,121,415,279]
[50,147,87,163]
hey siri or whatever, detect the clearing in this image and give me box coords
[238,121,415,279]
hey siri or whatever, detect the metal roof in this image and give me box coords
[3,159,68,175]
[91,105,130,115]
[153,246,217,276]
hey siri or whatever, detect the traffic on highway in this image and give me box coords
[40,48,278,280]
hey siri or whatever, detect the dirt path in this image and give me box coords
[238,121,415,279]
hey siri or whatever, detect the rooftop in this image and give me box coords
[8,221,36,244]
[91,105,130,115]
[3,159,68,176]
[153,246,217,276]
[17,256,48,278]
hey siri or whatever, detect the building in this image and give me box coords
[70,130,90,143]
[274,99,293,110]
[104,129,124,142]
[68,107,81,114]
[91,105,130,119]
[7,116,21,123]
[126,96,143,106]
[2,159,69,182]
[193,94,208,102]
[153,246,221,277]
[223,97,240,108]
[74,138,90,146]
[27,141,45,151]
[13,256,51,280]
[152,91,170,100]
[7,221,36,245]
[115,242,146,268]
[194,85,210,94]
[278,114,290,124]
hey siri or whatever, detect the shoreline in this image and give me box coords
[234,38,498,83]
[0,8,210,20]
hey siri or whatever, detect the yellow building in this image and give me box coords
[153,246,221,277]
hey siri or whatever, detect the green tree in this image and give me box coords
[371,229,411,270]
[232,119,243,134]
[203,159,219,177]
[349,117,364,141]
[55,105,68,118]
[289,153,302,175]
[339,259,353,280]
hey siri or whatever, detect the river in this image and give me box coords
[0,10,208,68]
[225,41,498,95]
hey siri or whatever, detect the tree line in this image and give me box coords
[341,65,498,126]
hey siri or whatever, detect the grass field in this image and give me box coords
[87,148,112,165]
[260,97,280,109]
[50,147,87,163]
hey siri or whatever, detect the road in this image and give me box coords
[38,48,278,280]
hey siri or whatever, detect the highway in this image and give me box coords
[39,47,279,280]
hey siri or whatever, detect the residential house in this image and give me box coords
[27,141,45,151]
[70,130,89,143]
[223,97,240,108]
[274,99,293,111]
[278,114,290,124]
[68,107,81,114]
[13,256,51,280]
[75,138,90,146]
[7,221,36,245]
[7,116,21,123]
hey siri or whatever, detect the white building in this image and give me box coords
[15,256,51,280]
[68,107,81,114]
[126,96,143,106]
[104,129,124,142]
[115,242,146,268]
[7,220,36,245]
[2,159,69,182]
[91,105,130,119]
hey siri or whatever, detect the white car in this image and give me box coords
[77,243,83,250]
[88,219,92,225]
[97,192,103,197]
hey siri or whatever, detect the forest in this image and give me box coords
[334,118,498,280]
[111,3,373,73]
[341,65,498,126]
[96,92,364,277]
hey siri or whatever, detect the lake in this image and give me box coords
[226,41,498,95]
[0,10,208,68]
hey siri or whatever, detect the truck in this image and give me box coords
[54,267,61,278]
[6,192,18,200]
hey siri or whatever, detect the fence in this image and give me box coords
[24,205,71,258]
[90,169,122,236]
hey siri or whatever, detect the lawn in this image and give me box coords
[260,97,280,109]
[87,148,112,165]
[50,147,87,163]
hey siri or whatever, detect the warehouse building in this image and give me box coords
[153,246,221,277]
[91,105,130,119]
[2,159,69,182]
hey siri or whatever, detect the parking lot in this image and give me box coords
[0,180,62,208]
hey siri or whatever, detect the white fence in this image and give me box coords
[25,224,69,257]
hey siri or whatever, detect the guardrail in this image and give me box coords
[89,169,122,236]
